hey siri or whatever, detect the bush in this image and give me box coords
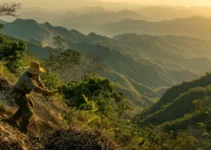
[40,71,61,90]
[59,77,125,110]
[0,36,26,73]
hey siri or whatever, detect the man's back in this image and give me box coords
[15,71,37,94]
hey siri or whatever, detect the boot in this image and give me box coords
[20,127,28,134]
[7,109,22,126]
[21,110,33,134]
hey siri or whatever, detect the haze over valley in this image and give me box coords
[1,1,211,149]
[2,0,211,105]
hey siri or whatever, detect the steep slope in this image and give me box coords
[0,73,121,150]
[140,87,209,124]
[135,73,211,127]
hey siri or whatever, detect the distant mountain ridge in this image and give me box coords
[4,18,211,107]
[138,7,194,21]
[9,6,211,35]
[103,16,211,38]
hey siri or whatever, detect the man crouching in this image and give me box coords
[6,61,52,134]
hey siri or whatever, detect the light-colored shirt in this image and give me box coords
[15,71,39,94]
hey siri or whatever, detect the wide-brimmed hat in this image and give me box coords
[24,61,45,74]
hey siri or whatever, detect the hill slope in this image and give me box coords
[135,73,211,130]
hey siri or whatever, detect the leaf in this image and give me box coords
[82,94,89,104]
[87,116,101,124]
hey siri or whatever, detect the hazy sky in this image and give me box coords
[103,0,211,6]
[2,0,211,8]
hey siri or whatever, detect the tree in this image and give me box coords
[45,36,81,81]
[0,3,21,17]
[0,3,21,30]
[80,52,106,78]
[53,36,65,52]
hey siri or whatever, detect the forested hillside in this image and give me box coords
[135,73,211,139]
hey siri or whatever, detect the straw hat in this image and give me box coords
[24,61,45,74]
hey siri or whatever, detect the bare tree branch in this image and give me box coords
[0,3,21,17]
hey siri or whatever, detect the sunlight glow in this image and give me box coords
[2,0,211,8]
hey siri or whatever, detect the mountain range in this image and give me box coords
[103,16,211,38]
[2,6,211,35]
[2,18,211,107]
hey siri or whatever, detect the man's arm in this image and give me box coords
[36,76,45,89]
[34,86,51,96]
[36,79,45,89]
[25,77,52,96]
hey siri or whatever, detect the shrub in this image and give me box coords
[40,71,61,90]
[0,36,26,73]
[59,77,125,110]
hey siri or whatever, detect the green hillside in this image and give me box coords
[135,73,211,130]
[140,87,208,124]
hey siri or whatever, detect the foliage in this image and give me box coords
[40,71,61,90]
[0,36,26,73]
[53,36,65,52]
[79,94,98,111]
[44,36,81,81]
[59,76,125,109]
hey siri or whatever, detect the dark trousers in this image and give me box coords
[11,91,34,132]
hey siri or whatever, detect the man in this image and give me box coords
[6,61,52,134]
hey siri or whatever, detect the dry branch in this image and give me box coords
[0,3,21,17]
[43,128,121,150]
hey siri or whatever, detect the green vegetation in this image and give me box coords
[132,72,211,149]
[144,73,211,116]
[40,71,61,90]
[0,35,26,73]
[59,76,127,112]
